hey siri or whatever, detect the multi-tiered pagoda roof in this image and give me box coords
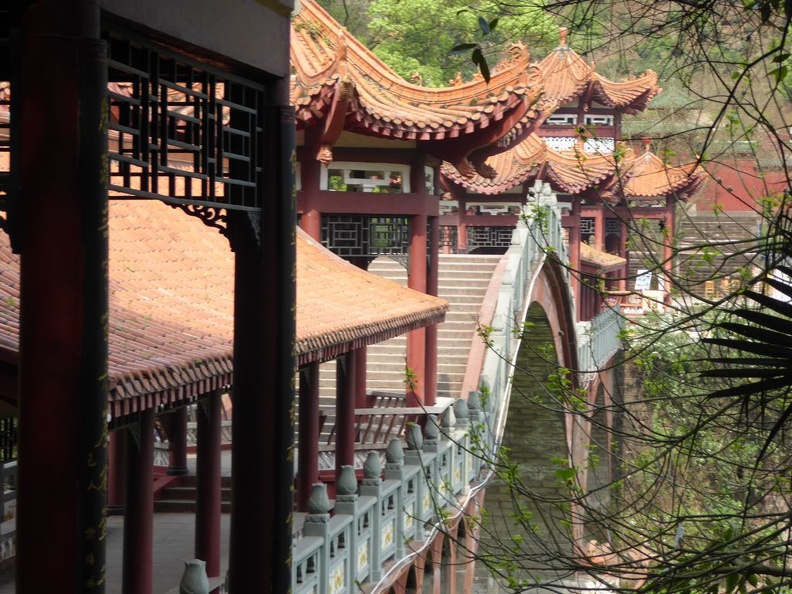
[290,0,545,177]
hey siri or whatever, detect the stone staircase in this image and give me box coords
[154,475,233,514]
[366,254,502,401]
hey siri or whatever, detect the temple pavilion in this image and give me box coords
[0,1,705,593]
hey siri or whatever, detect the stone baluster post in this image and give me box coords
[360,452,383,582]
[384,438,406,558]
[454,399,470,486]
[404,423,426,525]
[303,484,333,594]
[333,466,359,586]
[468,391,485,482]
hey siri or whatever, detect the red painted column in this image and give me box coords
[299,130,323,240]
[593,205,605,251]
[662,198,676,305]
[17,2,109,592]
[424,216,440,406]
[336,352,356,482]
[228,79,295,594]
[108,430,127,514]
[297,362,320,512]
[619,217,629,293]
[196,390,222,578]
[351,260,369,408]
[407,212,428,405]
[355,347,369,408]
[568,202,583,321]
[123,410,155,594]
[167,406,189,476]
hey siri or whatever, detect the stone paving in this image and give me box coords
[0,453,233,594]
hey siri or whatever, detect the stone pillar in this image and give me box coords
[297,362,320,512]
[195,390,222,578]
[336,352,356,481]
[123,410,155,594]
[167,406,189,476]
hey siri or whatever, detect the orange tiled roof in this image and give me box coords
[623,141,704,201]
[580,242,627,272]
[290,0,543,171]
[0,200,447,414]
[535,28,660,114]
[441,134,633,195]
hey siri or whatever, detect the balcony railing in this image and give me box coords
[292,399,482,594]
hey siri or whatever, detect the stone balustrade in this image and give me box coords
[292,402,478,594]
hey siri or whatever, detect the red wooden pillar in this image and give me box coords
[17,1,109,592]
[355,347,368,408]
[228,79,295,594]
[108,429,127,513]
[123,410,155,594]
[196,390,222,578]
[297,362,320,512]
[167,406,189,476]
[407,212,428,406]
[568,201,582,320]
[336,351,356,482]
[299,129,324,240]
[351,260,369,408]
[424,216,440,406]
[619,216,629,293]
[593,204,605,250]
[662,198,676,305]
[455,189,469,252]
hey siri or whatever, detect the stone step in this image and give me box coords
[154,499,232,514]
[154,477,233,514]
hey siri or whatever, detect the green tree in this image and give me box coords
[439,1,792,592]
[319,0,557,86]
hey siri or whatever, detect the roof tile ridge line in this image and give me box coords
[290,16,343,86]
[296,0,540,107]
[348,47,538,106]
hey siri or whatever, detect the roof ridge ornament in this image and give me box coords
[559,27,569,47]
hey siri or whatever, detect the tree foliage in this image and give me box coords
[455,1,792,592]
[318,0,557,86]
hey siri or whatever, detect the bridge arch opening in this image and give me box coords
[480,301,575,587]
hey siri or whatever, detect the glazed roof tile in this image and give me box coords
[623,143,704,200]
[0,199,447,412]
[535,29,661,113]
[441,134,633,195]
[580,242,627,272]
[442,135,703,202]
[290,0,542,142]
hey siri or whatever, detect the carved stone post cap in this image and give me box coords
[363,451,382,479]
[405,423,423,451]
[442,406,456,428]
[337,465,358,497]
[180,559,209,594]
[467,391,482,412]
[385,437,405,464]
[307,482,332,515]
[454,398,469,421]
[425,415,440,441]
